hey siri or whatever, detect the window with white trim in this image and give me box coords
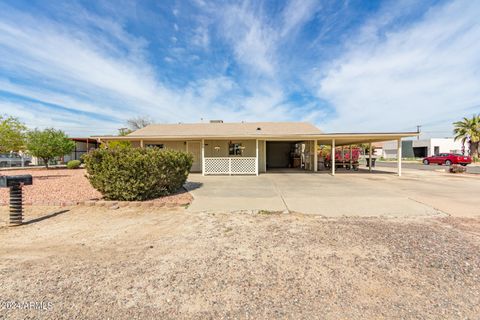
[228,143,243,156]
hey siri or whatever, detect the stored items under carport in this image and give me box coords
[324,147,360,171]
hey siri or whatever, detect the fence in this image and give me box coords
[203,157,257,175]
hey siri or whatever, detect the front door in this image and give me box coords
[187,141,201,172]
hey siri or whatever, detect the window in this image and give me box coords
[146,144,164,149]
[228,143,243,156]
[434,146,440,155]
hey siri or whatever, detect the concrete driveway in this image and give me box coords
[185,168,480,217]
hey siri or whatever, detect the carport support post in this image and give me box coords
[349,145,353,166]
[140,139,144,148]
[255,139,259,176]
[369,142,372,172]
[263,140,267,172]
[331,139,335,176]
[397,138,402,176]
[314,140,318,172]
[201,139,205,176]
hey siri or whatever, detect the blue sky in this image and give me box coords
[0,0,479,137]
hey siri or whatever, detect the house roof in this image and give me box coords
[127,122,323,137]
[92,121,419,145]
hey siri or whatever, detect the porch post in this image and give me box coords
[331,139,336,176]
[255,139,259,176]
[369,142,372,172]
[263,140,267,173]
[140,140,144,148]
[397,138,402,176]
[314,140,318,172]
[201,139,205,176]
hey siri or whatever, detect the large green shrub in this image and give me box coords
[67,160,81,169]
[83,147,193,201]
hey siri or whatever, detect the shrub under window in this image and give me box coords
[83,146,193,201]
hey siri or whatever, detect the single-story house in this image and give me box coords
[94,121,417,176]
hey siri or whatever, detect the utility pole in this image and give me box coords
[416,125,421,140]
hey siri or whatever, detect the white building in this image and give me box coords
[381,138,467,159]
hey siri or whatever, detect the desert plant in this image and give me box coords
[83,147,193,201]
[449,164,466,174]
[26,128,75,168]
[67,160,81,169]
[101,140,132,149]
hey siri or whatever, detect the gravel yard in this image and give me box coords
[0,169,192,206]
[0,169,101,205]
[0,207,479,319]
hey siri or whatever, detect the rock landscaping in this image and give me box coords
[0,169,192,207]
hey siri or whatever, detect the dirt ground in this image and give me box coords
[0,206,479,319]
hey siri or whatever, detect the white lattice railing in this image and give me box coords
[203,157,257,175]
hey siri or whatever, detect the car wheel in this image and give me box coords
[423,159,429,165]
[445,160,452,166]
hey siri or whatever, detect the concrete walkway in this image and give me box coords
[184,167,479,217]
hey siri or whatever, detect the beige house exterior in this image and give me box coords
[95,121,417,176]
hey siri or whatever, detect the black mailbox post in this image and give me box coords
[0,175,33,226]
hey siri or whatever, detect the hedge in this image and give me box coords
[83,146,193,201]
[67,160,81,169]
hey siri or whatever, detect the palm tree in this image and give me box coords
[453,115,480,158]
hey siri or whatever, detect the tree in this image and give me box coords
[453,115,480,158]
[0,115,27,152]
[117,127,133,136]
[126,116,153,131]
[26,128,75,168]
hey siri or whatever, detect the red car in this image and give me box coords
[423,153,472,166]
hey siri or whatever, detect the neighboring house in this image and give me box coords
[63,138,100,162]
[381,138,468,159]
[94,121,417,176]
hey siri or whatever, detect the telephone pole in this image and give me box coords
[416,125,421,140]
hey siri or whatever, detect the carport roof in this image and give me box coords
[92,121,418,144]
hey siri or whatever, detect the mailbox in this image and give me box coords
[0,174,33,226]
[0,175,33,188]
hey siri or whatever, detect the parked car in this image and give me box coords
[423,153,471,166]
[0,153,31,167]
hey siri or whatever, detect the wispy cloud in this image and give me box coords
[280,0,319,37]
[0,0,478,137]
[219,2,277,76]
[316,0,480,135]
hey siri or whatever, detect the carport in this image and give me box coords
[262,133,413,176]
[314,133,411,176]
